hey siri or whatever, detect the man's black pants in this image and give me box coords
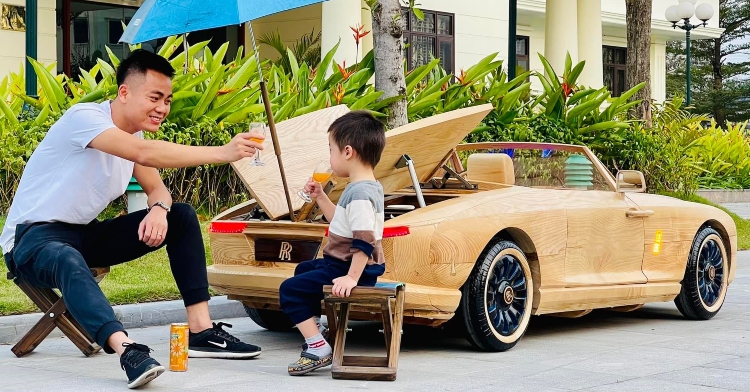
[3,203,210,354]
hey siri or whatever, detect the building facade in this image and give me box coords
[1,0,722,103]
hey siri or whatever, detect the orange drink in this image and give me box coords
[313,172,332,183]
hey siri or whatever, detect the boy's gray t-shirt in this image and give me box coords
[324,180,385,265]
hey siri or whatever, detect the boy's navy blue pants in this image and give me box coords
[2,203,210,354]
[279,257,385,324]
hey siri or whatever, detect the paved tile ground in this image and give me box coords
[723,203,750,220]
[0,251,748,391]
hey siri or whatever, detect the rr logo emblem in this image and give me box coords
[279,242,293,261]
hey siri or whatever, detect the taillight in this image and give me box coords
[208,221,247,233]
[383,226,410,238]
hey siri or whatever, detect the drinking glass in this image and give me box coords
[298,160,332,203]
[249,122,267,166]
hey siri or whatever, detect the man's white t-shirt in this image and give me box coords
[0,101,141,254]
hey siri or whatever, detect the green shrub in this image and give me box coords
[0,35,529,214]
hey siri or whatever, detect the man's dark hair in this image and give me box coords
[116,49,175,86]
[328,110,386,168]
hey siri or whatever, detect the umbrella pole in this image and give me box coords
[248,22,296,221]
[183,33,189,74]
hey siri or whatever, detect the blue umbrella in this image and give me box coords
[119,0,331,220]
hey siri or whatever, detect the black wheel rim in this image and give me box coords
[697,239,724,307]
[486,254,528,336]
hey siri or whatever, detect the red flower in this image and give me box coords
[350,24,370,47]
[336,61,354,80]
[561,82,573,100]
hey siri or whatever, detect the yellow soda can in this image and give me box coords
[169,323,189,371]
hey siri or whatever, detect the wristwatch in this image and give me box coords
[148,201,171,213]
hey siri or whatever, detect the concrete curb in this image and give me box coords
[0,295,247,345]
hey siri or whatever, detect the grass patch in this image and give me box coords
[660,192,750,251]
[0,213,216,316]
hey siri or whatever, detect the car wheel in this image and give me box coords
[674,227,728,320]
[243,305,295,331]
[461,240,533,352]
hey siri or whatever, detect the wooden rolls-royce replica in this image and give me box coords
[206,104,737,351]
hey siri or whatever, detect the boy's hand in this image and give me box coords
[304,178,325,201]
[331,275,357,297]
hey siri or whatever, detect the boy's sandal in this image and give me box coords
[288,351,332,376]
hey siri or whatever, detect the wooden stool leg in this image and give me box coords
[40,289,97,344]
[11,298,66,357]
[388,286,406,373]
[332,303,350,369]
[324,302,338,350]
[381,299,393,362]
[12,281,100,357]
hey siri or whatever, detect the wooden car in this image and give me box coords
[207,104,737,351]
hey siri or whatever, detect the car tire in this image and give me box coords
[243,305,295,331]
[674,226,729,320]
[461,240,533,352]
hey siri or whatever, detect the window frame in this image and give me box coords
[516,35,530,74]
[602,45,628,97]
[401,8,455,75]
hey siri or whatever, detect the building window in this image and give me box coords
[73,18,88,44]
[402,8,454,74]
[603,46,627,97]
[516,36,530,75]
[108,19,129,45]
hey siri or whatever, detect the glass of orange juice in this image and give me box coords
[297,160,332,203]
[249,122,266,166]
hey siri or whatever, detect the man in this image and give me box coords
[1,50,264,389]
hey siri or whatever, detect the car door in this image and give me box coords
[561,189,648,286]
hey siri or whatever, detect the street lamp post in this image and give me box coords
[665,0,715,105]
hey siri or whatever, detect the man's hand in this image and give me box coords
[220,130,265,162]
[304,178,326,201]
[331,275,357,297]
[139,208,168,247]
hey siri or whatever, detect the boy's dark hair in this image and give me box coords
[116,49,175,86]
[328,110,386,168]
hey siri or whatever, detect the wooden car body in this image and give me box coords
[206,104,738,326]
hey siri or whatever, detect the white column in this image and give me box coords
[321,0,362,66]
[650,41,667,103]
[544,0,578,76]
[576,0,603,88]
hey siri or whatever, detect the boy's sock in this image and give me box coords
[304,333,332,357]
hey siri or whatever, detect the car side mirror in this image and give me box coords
[616,170,646,193]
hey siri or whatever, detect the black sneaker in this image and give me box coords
[188,322,261,359]
[119,343,165,389]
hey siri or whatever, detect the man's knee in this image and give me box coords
[170,202,197,220]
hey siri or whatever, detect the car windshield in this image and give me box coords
[461,146,612,191]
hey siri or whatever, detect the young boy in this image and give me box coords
[279,110,387,376]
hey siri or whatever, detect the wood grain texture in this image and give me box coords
[535,282,681,314]
[230,105,351,220]
[210,138,739,325]
[561,190,647,286]
[207,263,460,313]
